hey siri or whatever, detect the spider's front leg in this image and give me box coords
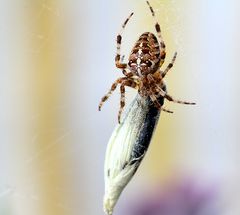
[98,77,127,111]
[115,13,134,69]
[146,1,166,67]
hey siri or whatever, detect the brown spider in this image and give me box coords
[99,1,195,123]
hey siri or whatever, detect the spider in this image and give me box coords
[99,1,195,123]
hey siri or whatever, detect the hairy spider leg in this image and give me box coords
[115,12,134,69]
[164,94,196,105]
[154,84,196,105]
[118,80,138,123]
[99,77,127,111]
[119,84,126,123]
[122,69,135,78]
[161,52,177,78]
[147,73,196,106]
[147,74,166,97]
[146,1,166,67]
[146,80,173,113]
[149,94,173,113]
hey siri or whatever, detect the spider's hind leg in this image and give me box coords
[149,94,173,113]
[164,94,196,105]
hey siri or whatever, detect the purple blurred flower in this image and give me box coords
[125,178,220,215]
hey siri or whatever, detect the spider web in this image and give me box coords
[154,0,185,56]
[0,1,84,215]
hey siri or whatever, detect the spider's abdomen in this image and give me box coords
[128,32,161,76]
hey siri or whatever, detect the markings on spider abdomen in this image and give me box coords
[136,43,143,75]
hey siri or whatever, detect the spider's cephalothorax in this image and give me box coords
[99,1,195,123]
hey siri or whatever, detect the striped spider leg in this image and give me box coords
[99,11,137,123]
[98,77,138,123]
[147,70,196,109]
[146,0,166,67]
[115,12,134,70]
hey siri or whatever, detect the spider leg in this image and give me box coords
[147,74,165,97]
[161,107,174,113]
[115,12,134,69]
[147,79,173,113]
[118,84,126,123]
[154,86,195,106]
[98,78,126,111]
[161,52,177,78]
[147,73,195,105]
[146,1,166,67]
[118,80,138,123]
[122,69,135,78]
[149,94,173,113]
[164,94,196,105]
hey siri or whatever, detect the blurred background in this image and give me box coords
[0,0,240,215]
